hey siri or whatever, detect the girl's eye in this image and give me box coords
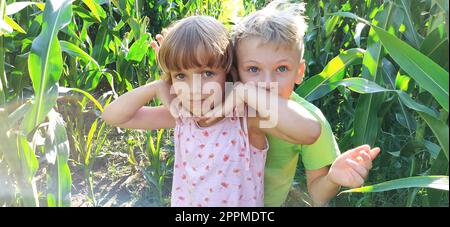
[248,67,259,73]
[276,66,288,73]
[175,74,185,80]
[203,71,215,78]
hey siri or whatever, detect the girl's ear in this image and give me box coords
[295,60,306,85]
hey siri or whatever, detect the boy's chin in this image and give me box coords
[279,89,294,99]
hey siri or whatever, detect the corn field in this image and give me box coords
[0,0,448,207]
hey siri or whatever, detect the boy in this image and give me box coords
[231,0,380,206]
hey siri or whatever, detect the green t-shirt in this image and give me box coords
[264,93,340,207]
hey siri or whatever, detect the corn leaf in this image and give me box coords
[45,109,71,207]
[23,0,72,133]
[372,26,449,112]
[339,176,449,194]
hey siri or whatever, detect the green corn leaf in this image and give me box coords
[372,26,449,112]
[353,2,395,147]
[81,0,106,22]
[59,87,104,112]
[60,40,100,70]
[17,135,39,206]
[428,151,449,206]
[45,109,72,207]
[417,112,449,160]
[0,18,12,35]
[126,33,150,62]
[4,16,25,33]
[396,0,423,48]
[339,176,449,195]
[420,24,449,70]
[84,119,98,166]
[23,0,72,134]
[296,48,365,101]
[92,21,110,66]
[329,77,448,160]
[5,2,44,16]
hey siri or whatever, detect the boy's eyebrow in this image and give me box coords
[276,59,293,64]
[242,59,293,65]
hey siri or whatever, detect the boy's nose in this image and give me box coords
[258,72,274,90]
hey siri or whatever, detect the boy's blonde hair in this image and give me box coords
[232,0,308,59]
[157,16,233,81]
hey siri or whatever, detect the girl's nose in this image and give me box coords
[191,74,203,97]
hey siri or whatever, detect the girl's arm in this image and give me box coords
[102,80,176,130]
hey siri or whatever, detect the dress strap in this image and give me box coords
[238,104,251,171]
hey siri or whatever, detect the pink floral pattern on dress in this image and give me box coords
[171,112,267,207]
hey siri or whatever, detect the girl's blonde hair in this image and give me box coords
[157,16,234,81]
[232,0,308,59]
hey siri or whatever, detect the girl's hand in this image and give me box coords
[151,34,164,54]
[327,145,381,188]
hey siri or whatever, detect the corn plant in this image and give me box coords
[0,0,72,206]
[1,0,448,207]
[292,0,449,206]
[59,89,112,206]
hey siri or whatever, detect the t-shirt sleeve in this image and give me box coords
[298,102,341,170]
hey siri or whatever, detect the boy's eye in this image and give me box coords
[175,74,186,80]
[203,71,215,78]
[248,66,259,73]
[276,66,288,73]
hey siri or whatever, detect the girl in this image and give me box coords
[102,15,321,207]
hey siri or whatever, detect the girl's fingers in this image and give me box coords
[151,41,159,52]
[156,34,164,45]
[346,158,368,179]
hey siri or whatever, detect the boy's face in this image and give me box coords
[236,37,305,99]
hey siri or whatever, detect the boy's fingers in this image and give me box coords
[369,147,381,160]
[204,107,222,124]
[346,144,370,158]
[359,151,373,170]
[348,168,364,188]
[346,158,368,179]
[360,151,371,161]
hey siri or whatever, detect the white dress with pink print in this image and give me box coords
[171,113,268,207]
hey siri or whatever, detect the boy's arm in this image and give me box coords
[306,167,340,206]
[102,80,176,129]
[306,145,381,206]
[238,83,321,145]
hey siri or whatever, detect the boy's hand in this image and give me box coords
[327,145,380,188]
[204,82,246,123]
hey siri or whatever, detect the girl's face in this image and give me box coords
[236,37,305,99]
[170,67,227,116]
